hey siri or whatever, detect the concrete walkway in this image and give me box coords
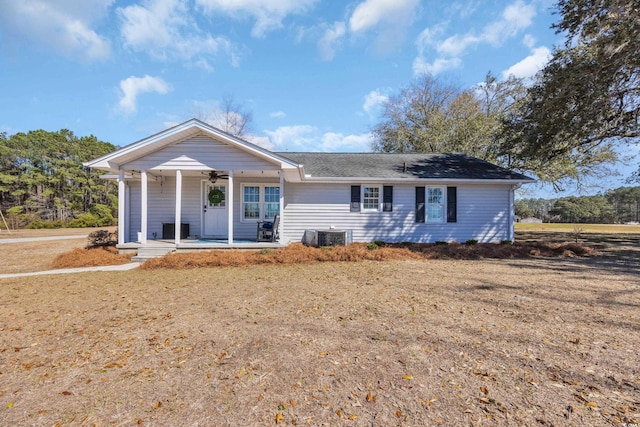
[0,262,141,279]
[0,235,87,244]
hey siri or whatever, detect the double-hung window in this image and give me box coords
[242,185,280,221]
[351,185,392,212]
[362,186,380,211]
[264,186,280,219]
[416,186,456,223]
[426,187,444,223]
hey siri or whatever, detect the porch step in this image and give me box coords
[132,246,176,261]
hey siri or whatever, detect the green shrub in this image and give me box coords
[26,218,45,229]
[67,205,114,228]
[25,219,63,229]
[373,240,385,247]
[68,213,99,228]
[500,239,513,245]
[465,239,478,245]
[366,243,378,250]
[90,204,115,226]
[434,241,448,245]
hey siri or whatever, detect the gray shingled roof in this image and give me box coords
[277,152,534,181]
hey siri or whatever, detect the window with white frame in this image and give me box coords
[427,187,444,222]
[264,186,280,219]
[242,184,280,220]
[362,185,381,211]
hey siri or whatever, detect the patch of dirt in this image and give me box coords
[1,254,638,426]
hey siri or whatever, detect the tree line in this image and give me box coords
[516,186,640,224]
[0,130,117,229]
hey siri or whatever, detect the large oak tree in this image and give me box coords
[500,0,639,188]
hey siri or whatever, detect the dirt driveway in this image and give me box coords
[1,232,639,426]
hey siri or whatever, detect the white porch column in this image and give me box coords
[118,168,125,245]
[279,171,284,242]
[175,170,182,246]
[140,169,148,244]
[227,170,234,244]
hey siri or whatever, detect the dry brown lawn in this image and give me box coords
[1,227,119,274]
[0,230,638,426]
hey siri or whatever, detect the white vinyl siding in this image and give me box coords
[124,135,279,172]
[281,183,511,244]
[126,176,511,244]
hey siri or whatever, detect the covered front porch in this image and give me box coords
[84,119,304,256]
[115,167,286,253]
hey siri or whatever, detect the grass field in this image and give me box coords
[0,228,638,426]
[515,222,640,233]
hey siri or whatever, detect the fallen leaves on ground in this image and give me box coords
[140,241,596,270]
[51,246,133,269]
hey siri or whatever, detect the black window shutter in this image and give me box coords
[383,186,393,212]
[415,187,425,223]
[350,185,361,212]
[447,186,457,223]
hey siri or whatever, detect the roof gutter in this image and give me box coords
[299,176,536,185]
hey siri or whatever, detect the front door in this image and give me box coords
[203,182,228,238]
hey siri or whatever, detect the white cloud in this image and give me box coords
[481,0,536,45]
[118,0,238,68]
[264,125,318,151]
[412,56,461,76]
[523,34,537,49]
[118,75,171,114]
[195,0,317,38]
[412,0,536,76]
[436,34,476,57]
[437,0,535,56]
[349,0,418,33]
[363,90,388,118]
[269,111,287,119]
[319,132,373,152]
[348,0,420,53]
[502,45,551,79]
[318,21,346,61]
[0,0,112,61]
[244,134,275,150]
[263,125,373,152]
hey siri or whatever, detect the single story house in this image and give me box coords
[84,119,534,255]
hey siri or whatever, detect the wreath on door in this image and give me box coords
[208,188,225,205]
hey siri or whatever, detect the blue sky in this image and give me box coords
[1,0,632,195]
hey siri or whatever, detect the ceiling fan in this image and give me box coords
[208,170,229,183]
